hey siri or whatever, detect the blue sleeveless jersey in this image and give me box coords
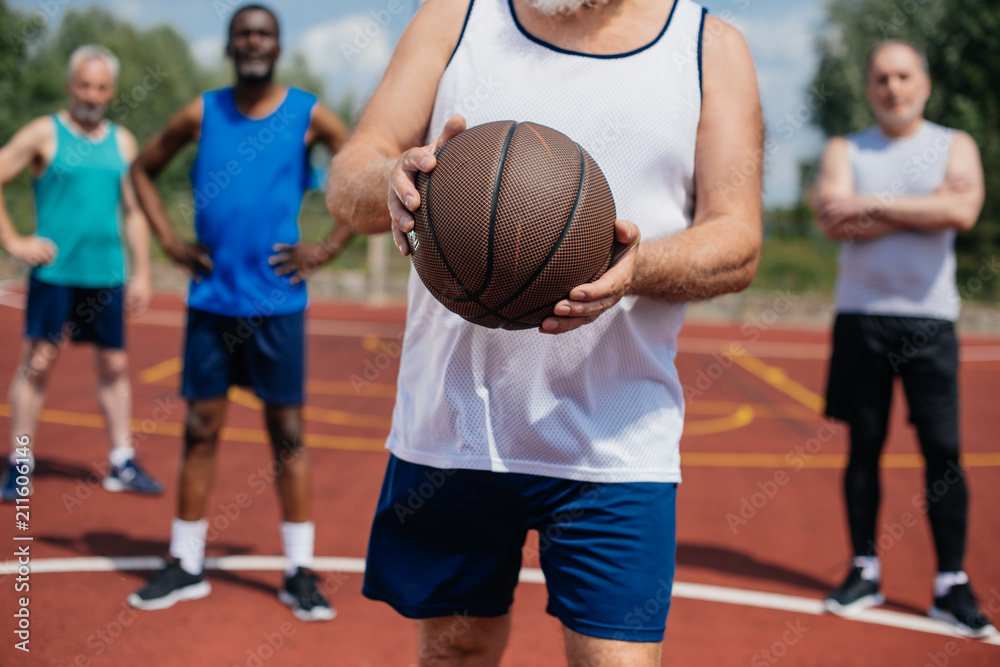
[188,87,317,317]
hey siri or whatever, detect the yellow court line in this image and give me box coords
[683,405,755,436]
[227,388,393,429]
[729,350,826,413]
[4,403,998,465]
[681,452,1000,469]
[138,357,183,385]
[137,358,399,399]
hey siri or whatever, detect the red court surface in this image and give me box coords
[1,287,998,666]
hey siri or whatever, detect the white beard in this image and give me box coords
[522,0,611,16]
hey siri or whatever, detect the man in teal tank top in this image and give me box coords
[127,4,352,622]
[0,45,163,502]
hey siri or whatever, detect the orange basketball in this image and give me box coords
[408,120,616,330]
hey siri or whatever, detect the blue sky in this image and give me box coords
[13,0,829,206]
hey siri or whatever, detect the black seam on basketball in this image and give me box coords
[471,121,518,301]
[467,141,587,321]
[421,153,482,309]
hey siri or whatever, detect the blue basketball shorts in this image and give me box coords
[181,307,305,405]
[24,276,124,349]
[363,454,678,642]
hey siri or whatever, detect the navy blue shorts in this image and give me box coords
[363,455,678,642]
[181,308,305,405]
[24,276,124,349]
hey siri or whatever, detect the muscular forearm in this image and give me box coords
[0,186,21,250]
[327,144,395,235]
[130,164,181,250]
[126,212,151,279]
[847,192,976,233]
[629,216,759,302]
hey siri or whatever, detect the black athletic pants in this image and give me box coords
[825,314,967,573]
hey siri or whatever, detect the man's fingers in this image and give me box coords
[268,252,291,265]
[392,223,410,257]
[432,115,467,152]
[539,313,600,335]
[553,293,621,318]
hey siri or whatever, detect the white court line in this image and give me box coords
[1,555,997,646]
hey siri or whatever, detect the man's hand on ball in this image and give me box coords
[540,219,640,335]
[388,114,466,256]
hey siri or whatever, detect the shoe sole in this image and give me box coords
[823,592,885,617]
[928,606,1000,639]
[102,478,163,495]
[277,590,337,622]
[127,581,212,611]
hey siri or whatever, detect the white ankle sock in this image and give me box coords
[169,518,208,576]
[109,446,135,469]
[280,521,315,576]
[9,451,34,472]
[853,556,881,582]
[934,571,968,597]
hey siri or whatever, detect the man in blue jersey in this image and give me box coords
[814,41,994,638]
[0,45,162,502]
[127,4,352,621]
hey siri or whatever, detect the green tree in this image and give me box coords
[810,0,1000,299]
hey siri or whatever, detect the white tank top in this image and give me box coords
[386,0,706,483]
[835,121,960,320]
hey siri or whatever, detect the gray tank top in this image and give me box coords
[835,120,959,320]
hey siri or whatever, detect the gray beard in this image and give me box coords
[522,0,611,16]
[69,101,105,125]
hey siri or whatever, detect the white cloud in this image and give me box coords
[191,35,224,67]
[732,6,827,205]
[301,14,393,80]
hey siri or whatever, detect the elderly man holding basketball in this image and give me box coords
[329,0,761,663]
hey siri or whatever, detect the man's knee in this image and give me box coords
[184,402,224,451]
[18,341,60,386]
[417,615,503,666]
[96,350,128,383]
[265,405,303,457]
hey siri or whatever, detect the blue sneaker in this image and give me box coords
[102,459,164,495]
[1,462,31,502]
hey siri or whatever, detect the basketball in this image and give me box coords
[407,120,617,330]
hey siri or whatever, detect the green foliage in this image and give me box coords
[0,1,351,266]
[810,0,1000,299]
[753,237,839,295]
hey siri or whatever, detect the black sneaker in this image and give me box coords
[1,462,31,502]
[103,459,164,495]
[127,560,211,611]
[278,567,336,621]
[928,582,998,639]
[823,566,885,616]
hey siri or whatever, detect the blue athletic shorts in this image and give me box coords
[181,307,305,405]
[24,276,124,349]
[363,454,678,642]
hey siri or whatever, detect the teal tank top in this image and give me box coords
[32,114,127,287]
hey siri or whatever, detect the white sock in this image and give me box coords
[9,451,34,472]
[934,571,968,598]
[853,556,881,582]
[109,446,135,468]
[281,521,315,576]
[169,518,208,576]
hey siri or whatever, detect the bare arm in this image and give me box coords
[626,17,762,301]
[0,117,58,265]
[326,0,468,239]
[815,131,983,241]
[270,103,355,283]
[116,127,152,316]
[130,97,213,276]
